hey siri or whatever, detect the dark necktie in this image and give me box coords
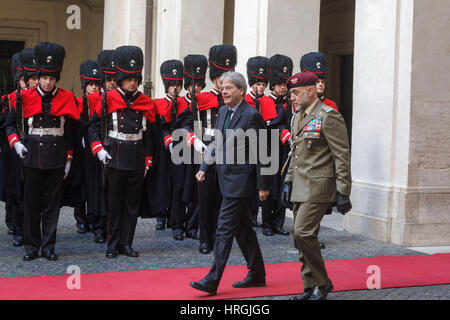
[223,108,234,134]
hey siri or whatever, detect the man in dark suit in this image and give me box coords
[189,71,271,295]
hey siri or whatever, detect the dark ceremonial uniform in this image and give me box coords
[1,53,22,236]
[88,86,157,253]
[5,42,79,260]
[6,85,79,257]
[64,60,102,236]
[252,54,293,236]
[151,59,185,231]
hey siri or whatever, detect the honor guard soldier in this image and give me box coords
[300,52,338,111]
[64,60,101,238]
[1,51,28,243]
[153,59,185,231]
[282,72,352,300]
[88,46,157,258]
[2,52,24,237]
[8,49,40,247]
[244,56,277,228]
[6,42,79,261]
[155,59,194,241]
[185,51,224,254]
[83,50,117,244]
[168,54,211,242]
[256,54,293,236]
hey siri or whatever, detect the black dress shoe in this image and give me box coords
[310,280,334,300]
[42,251,58,261]
[185,230,199,240]
[76,224,87,234]
[199,243,211,254]
[7,228,14,235]
[155,220,166,230]
[23,252,39,261]
[105,249,118,258]
[118,246,139,257]
[319,242,326,249]
[289,288,314,300]
[94,234,106,244]
[232,275,266,288]
[12,236,24,247]
[173,230,184,241]
[262,228,274,236]
[189,279,217,295]
[273,227,289,236]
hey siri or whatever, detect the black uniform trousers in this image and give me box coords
[198,166,221,248]
[204,197,266,286]
[106,168,143,250]
[171,188,198,233]
[23,166,64,254]
[262,199,286,230]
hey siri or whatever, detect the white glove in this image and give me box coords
[193,139,207,153]
[97,149,112,165]
[168,142,173,154]
[14,142,28,159]
[144,166,149,178]
[64,160,71,180]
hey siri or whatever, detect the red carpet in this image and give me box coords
[1,254,449,300]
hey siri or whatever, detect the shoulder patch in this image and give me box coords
[321,105,333,113]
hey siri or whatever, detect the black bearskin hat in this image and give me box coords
[113,45,143,85]
[268,54,293,90]
[160,59,184,93]
[300,52,328,80]
[34,42,65,82]
[20,48,38,83]
[246,56,269,86]
[208,44,237,81]
[79,60,101,90]
[183,54,207,91]
[97,50,116,82]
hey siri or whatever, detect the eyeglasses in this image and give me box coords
[221,85,237,93]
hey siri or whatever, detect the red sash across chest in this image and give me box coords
[17,88,80,120]
[94,89,156,122]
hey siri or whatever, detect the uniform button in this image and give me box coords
[40,143,43,146]
[135,127,138,130]
[120,125,124,128]
[121,117,124,120]
[54,143,56,146]
[295,166,298,169]
[135,120,138,123]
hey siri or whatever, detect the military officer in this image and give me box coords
[282,72,352,300]
[6,42,79,261]
[87,45,157,258]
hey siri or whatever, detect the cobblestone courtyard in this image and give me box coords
[0,204,449,300]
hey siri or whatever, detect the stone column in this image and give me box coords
[103,0,149,90]
[233,0,320,84]
[346,0,450,246]
[153,0,224,98]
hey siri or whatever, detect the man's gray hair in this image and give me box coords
[220,71,247,96]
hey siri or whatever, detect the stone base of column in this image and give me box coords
[344,211,392,243]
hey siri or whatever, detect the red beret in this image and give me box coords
[286,72,318,89]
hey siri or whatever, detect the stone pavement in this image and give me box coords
[0,203,449,300]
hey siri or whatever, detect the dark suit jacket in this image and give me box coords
[200,99,271,198]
